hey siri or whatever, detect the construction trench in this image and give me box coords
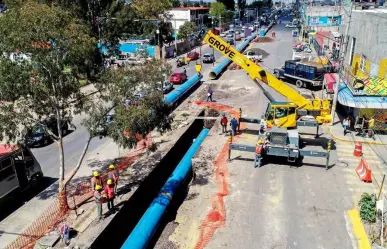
[91,109,218,249]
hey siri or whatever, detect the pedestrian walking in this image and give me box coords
[94,185,105,220]
[90,171,103,193]
[220,114,228,133]
[271,31,276,38]
[107,164,119,195]
[230,116,238,137]
[206,87,214,102]
[183,67,187,75]
[104,179,116,213]
[343,117,350,136]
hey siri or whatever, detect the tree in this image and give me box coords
[95,60,173,149]
[170,0,181,7]
[178,21,197,40]
[237,0,246,19]
[0,2,97,199]
[217,0,234,10]
[132,0,172,18]
[209,2,227,20]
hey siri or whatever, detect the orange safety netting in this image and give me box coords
[4,135,152,249]
[193,102,246,249]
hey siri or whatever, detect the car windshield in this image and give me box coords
[31,125,44,136]
[203,54,210,57]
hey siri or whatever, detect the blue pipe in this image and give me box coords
[121,128,210,249]
[164,73,203,105]
[209,32,258,79]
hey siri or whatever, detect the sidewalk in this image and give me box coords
[328,113,387,145]
[0,138,129,249]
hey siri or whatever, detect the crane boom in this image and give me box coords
[203,31,331,119]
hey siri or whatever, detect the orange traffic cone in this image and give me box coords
[353,142,362,157]
[355,159,372,183]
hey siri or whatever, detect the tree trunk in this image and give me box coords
[56,108,65,192]
[62,136,92,188]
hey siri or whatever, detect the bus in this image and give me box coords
[0,144,43,199]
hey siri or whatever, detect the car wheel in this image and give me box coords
[274,72,280,79]
[296,80,304,88]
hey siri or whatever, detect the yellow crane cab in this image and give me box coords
[264,102,298,128]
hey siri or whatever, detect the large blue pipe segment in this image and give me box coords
[209,32,257,80]
[164,73,203,105]
[121,128,210,249]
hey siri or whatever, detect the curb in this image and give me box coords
[328,126,387,145]
[347,208,372,249]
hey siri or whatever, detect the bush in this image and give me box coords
[358,193,376,223]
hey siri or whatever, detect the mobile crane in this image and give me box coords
[203,30,331,168]
[204,30,331,128]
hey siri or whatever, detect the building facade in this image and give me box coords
[167,7,210,34]
[336,8,387,131]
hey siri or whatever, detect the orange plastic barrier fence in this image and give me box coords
[4,135,151,249]
[193,103,245,249]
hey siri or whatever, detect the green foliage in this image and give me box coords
[178,21,197,40]
[170,0,181,7]
[0,1,96,142]
[358,193,376,223]
[209,2,227,19]
[132,0,172,18]
[94,59,174,149]
[217,0,235,10]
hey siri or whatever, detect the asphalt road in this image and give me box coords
[206,23,354,249]
[31,37,243,180]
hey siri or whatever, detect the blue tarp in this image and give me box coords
[98,43,156,57]
[337,83,387,109]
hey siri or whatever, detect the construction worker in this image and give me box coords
[108,164,119,195]
[255,139,264,168]
[91,171,103,193]
[94,185,105,220]
[230,116,238,137]
[104,179,115,212]
[220,114,228,133]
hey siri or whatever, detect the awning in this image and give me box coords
[338,83,387,109]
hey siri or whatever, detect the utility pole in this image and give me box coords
[330,2,353,122]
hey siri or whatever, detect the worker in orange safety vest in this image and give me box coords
[104,179,116,213]
[107,164,119,195]
[255,139,264,168]
[91,171,103,193]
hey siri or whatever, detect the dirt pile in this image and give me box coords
[253,37,274,43]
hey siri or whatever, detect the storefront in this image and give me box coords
[337,83,387,131]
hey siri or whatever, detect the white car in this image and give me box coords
[245,51,263,61]
[286,23,296,28]
[220,32,227,37]
[226,33,234,38]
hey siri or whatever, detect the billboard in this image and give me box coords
[344,67,387,96]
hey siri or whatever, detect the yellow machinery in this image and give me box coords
[203,30,332,128]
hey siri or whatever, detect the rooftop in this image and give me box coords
[171,7,210,11]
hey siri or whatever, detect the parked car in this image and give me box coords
[203,53,215,63]
[245,51,263,61]
[226,33,233,38]
[162,81,173,93]
[220,32,227,37]
[286,23,296,28]
[226,38,235,45]
[169,72,188,84]
[24,116,70,147]
[187,51,200,60]
[235,35,241,41]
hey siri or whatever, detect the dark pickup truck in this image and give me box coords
[274,60,326,88]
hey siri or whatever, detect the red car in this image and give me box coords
[169,72,188,84]
[235,35,241,41]
[187,51,200,60]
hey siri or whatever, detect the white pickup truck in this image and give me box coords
[245,51,263,61]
